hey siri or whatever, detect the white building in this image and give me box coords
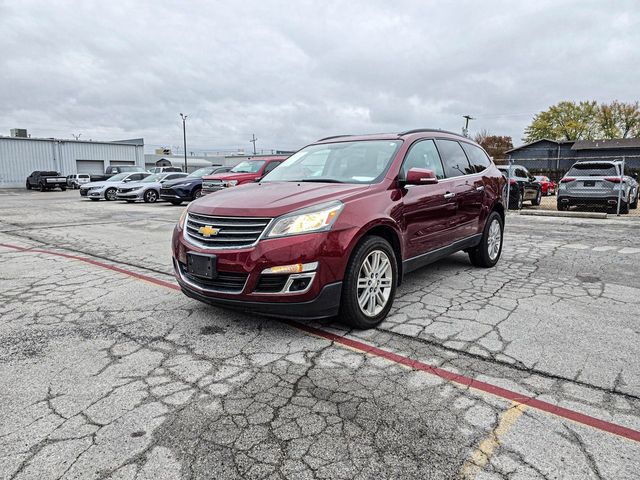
[0,134,144,188]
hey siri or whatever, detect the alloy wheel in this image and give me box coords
[487,219,502,261]
[357,250,393,317]
[106,188,117,201]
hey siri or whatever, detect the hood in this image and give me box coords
[189,181,371,217]
[163,177,201,187]
[83,180,122,188]
[203,172,258,182]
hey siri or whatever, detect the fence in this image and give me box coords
[500,155,640,216]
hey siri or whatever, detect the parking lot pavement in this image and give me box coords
[1,190,640,479]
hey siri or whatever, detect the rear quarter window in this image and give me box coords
[461,143,491,173]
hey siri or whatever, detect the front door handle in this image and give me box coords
[476,186,485,192]
[443,192,456,199]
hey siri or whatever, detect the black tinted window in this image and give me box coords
[461,143,491,173]
[567,163,618,177]
[263,161,282,175]
[401,140,445,179]
[435,140,472,177]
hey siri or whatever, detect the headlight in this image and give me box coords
[178,208,188,229]
[131,186,143,191]
[265,201,344,238]
[225,180,238,187]
[172,183,191,188]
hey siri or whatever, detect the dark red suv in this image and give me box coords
[172,129,506,328]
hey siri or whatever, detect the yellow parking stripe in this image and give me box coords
[459,402,528,479]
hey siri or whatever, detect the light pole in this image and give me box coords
[462,115,474,137]
[180,113,188,172]
[250,134,257,155]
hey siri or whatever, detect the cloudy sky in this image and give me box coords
[1,0,638,153]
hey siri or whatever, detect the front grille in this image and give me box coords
[185,213,271,248]
[254,274,288,293]
[179,262,248,293]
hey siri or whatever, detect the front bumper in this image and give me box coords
[160,187,191,201]
[116,190,144,200]
[181,281,342,319]
[172,224,356,318]
[80,189,105,198]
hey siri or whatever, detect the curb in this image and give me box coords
[518,210,608,219]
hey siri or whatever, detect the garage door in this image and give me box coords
[76,160,105,175]
[110,161,135,167]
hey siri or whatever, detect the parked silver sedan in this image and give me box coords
[557,160,639,213]
[116,172,188,203]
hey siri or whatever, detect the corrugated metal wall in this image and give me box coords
[0,138,144,188]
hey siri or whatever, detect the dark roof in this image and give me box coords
[504,138,574,154]
[572,138,640,150]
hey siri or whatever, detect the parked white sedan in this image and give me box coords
[80,172,151,201]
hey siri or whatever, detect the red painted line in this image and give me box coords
[3,241,640,443]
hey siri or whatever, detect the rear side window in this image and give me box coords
[461,143,491,173]
[567,163,618,177]
[435,140,472,178]
[401,139,445,179]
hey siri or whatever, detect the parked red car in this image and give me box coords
[172,130,506,328]
[534,175,557,196]
[201,156,287,194]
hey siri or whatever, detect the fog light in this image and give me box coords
[262,261,318,274]
[289,277,311,292]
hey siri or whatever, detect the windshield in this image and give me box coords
[107,173,129,181]
[262,140,401,184]
[140,174,164,182]
[231,161,265,173]
[566,163,619,177]
[187,167,216,178]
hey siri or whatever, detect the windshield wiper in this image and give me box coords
[298,178,344,183]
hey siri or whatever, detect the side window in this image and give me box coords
[515,168,528,179]
[435,140,472,178]
[401,139,445,179]
[130,173,143,181]
[461,143,491,173]
[263,161,282,175]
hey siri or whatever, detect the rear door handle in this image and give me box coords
[476,186,485,192]
[443,192,456,199]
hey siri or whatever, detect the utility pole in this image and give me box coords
[250,134,257,155]
[462,115,474,138]
[180,113,188,172]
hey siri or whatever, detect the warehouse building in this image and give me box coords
[0,130,144,188]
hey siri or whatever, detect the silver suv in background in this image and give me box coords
[66,174,91,189]
[116,172,187,203]
[558,160,639,213]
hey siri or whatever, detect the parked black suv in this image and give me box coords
[26,171,67,191]
[497,165,542,209]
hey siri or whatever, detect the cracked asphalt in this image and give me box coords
[1,189,639,479]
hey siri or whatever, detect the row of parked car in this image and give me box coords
[497,160,639,213]
[74,157,288,205]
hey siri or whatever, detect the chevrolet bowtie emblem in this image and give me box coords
[198,225,220,237]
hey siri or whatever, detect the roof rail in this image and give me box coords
[316,134,354,142]
[399,128,462,137]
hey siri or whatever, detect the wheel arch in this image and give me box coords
[346,220,404,286]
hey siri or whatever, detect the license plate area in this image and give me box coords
[187,252,217,279]
[583,180,595,187]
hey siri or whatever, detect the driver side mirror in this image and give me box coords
[404,168,438,186]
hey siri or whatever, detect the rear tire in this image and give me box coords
[339,236,397,329]
[469,211,504,268]
[105,188,117,201]
[61,186,66,191]
[631,191,638,209]
[619,198,629,214]
[39,182,45,192]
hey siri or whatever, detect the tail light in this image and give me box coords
[560,177,576,183]
[605,177,622,183]
[509,179,518,185]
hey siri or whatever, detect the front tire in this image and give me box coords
[469,211,504,268]
[339,236,397,329]
[192,187,202,200]
[26,181,31,190]
[39,182,45,192]
[144,189,158,203]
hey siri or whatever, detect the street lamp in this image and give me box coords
[180,113,188,172]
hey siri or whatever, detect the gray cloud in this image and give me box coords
[1,0,639,152]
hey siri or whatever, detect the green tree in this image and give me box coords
[473,130,513,159]
[607,100,640,138]
[523,101,599,143]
